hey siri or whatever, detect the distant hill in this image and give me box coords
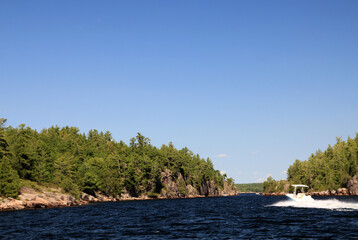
[235,183,263,193]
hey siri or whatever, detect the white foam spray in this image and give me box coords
[268,198,358,211]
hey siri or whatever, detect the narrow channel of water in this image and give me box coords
[1,195,357,239]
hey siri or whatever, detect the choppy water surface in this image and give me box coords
[1,194,358,239]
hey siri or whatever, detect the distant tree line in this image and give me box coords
[263,177,288,193]
[263,134,358,193]
[235,183,263,193]
[0,118,230,198]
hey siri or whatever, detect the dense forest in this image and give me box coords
[0,118,233,198]
[235,183,263,193]
[264,134,358,193]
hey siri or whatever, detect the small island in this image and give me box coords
[0,119,237,211]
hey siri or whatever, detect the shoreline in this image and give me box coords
[262,193,358,196]
[0,188,238,212]
[262,189,358,196]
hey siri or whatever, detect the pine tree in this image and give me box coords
[0,118,20,198]
[0,157,21,198]
[0,118,8,159]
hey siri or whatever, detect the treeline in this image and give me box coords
[235,183,263,193]
[263,177,288,193]
[0,118,230,198]
[264,134,358,192]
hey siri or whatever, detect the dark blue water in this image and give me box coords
[1,195,358,239]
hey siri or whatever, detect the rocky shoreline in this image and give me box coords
[1,170,238,211]
[0,186,80,211]
[262,188,358,196]
[262,175,358,197]
[0,186,237,211]
[1,167,238,211]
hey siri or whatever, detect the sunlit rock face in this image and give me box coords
[159,168,237,198]
[347,175,358,195]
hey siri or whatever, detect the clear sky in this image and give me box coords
[1,1,358,183]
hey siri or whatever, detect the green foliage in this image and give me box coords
[263,176,277,193]
[0,157,21,198]
[286,135,358,191]
[0,119,21,198]
[147,192,159,198]
[20,179,43,192]
[264,134,358,193]
[0,121,230,198]
[263,177,288,193]
[236,183,263,193]
[0,118,9,159]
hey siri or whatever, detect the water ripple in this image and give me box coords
[0,195,357,239]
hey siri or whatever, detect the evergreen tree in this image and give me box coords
[0,118,20,198]
[0,157,21,198]
[267,134,358,193]
[0,118,9,159]
[0,121,232,198]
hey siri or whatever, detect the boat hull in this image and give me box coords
[286,193,314,203]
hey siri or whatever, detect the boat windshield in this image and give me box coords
[291,185,309,195]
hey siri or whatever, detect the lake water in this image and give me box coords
[1,194,358,239]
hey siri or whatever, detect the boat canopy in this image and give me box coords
[291,184,309,188]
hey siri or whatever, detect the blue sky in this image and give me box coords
[1,1,358,183]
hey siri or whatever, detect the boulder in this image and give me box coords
[120,188,133,199]
[138,194,150,200]
[337,188,348,195]
[319,190,330,196]
[95,192,112,202]
[347,175,358,195]
[0,198,25,210]
[81,193,96,202]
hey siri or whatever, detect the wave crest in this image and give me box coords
[268,199,358,211]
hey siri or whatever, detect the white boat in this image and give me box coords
[286,184,314,203]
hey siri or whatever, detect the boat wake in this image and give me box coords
[268,199,358,211]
